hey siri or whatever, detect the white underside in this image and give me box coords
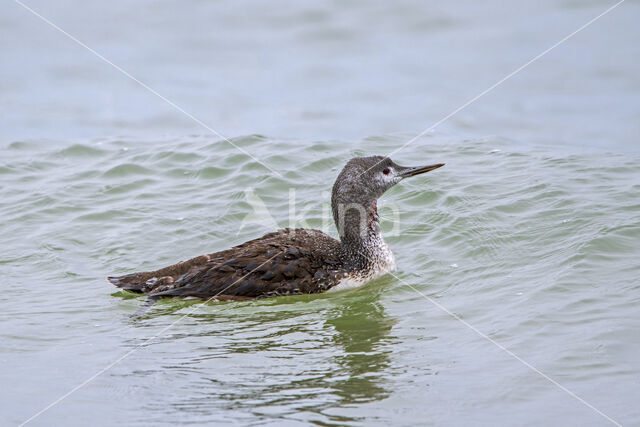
[327,257,396,292]
[327,233,396,292]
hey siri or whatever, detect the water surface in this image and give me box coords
[2,136,639,426]
[1,0,640,426]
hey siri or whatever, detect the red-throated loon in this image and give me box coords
[108,156,444,300]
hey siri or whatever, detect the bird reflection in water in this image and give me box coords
[324,283,397,405]
[130,280,397,424]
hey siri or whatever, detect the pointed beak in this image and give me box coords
[398,163,445,178]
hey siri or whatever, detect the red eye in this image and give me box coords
[382,168,390,175]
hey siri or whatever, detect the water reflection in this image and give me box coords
[325,284,396,405]
[130,283,396,424]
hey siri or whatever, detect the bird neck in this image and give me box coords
[332,199,387,269]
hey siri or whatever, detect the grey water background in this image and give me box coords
[1,0,639,426]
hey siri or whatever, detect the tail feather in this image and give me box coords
[107,272,151,293]
[108,254,218,294]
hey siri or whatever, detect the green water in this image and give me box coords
[2,0,640,425]
[1,136,639,425]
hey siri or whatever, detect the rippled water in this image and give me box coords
[2,136,639,426]
[2,0,640,426]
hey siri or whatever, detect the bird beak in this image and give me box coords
[398,163,445,178]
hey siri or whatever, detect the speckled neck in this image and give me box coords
[332,198,393,271]
[330,157,398,272]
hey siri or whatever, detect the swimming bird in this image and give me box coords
[108,156,444,300]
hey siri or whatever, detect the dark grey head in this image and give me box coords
[331,156,444,243]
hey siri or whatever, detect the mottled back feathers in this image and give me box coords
[108,228,345,300]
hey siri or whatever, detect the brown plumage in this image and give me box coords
[108,156,444,300]
[108,228,343,300]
